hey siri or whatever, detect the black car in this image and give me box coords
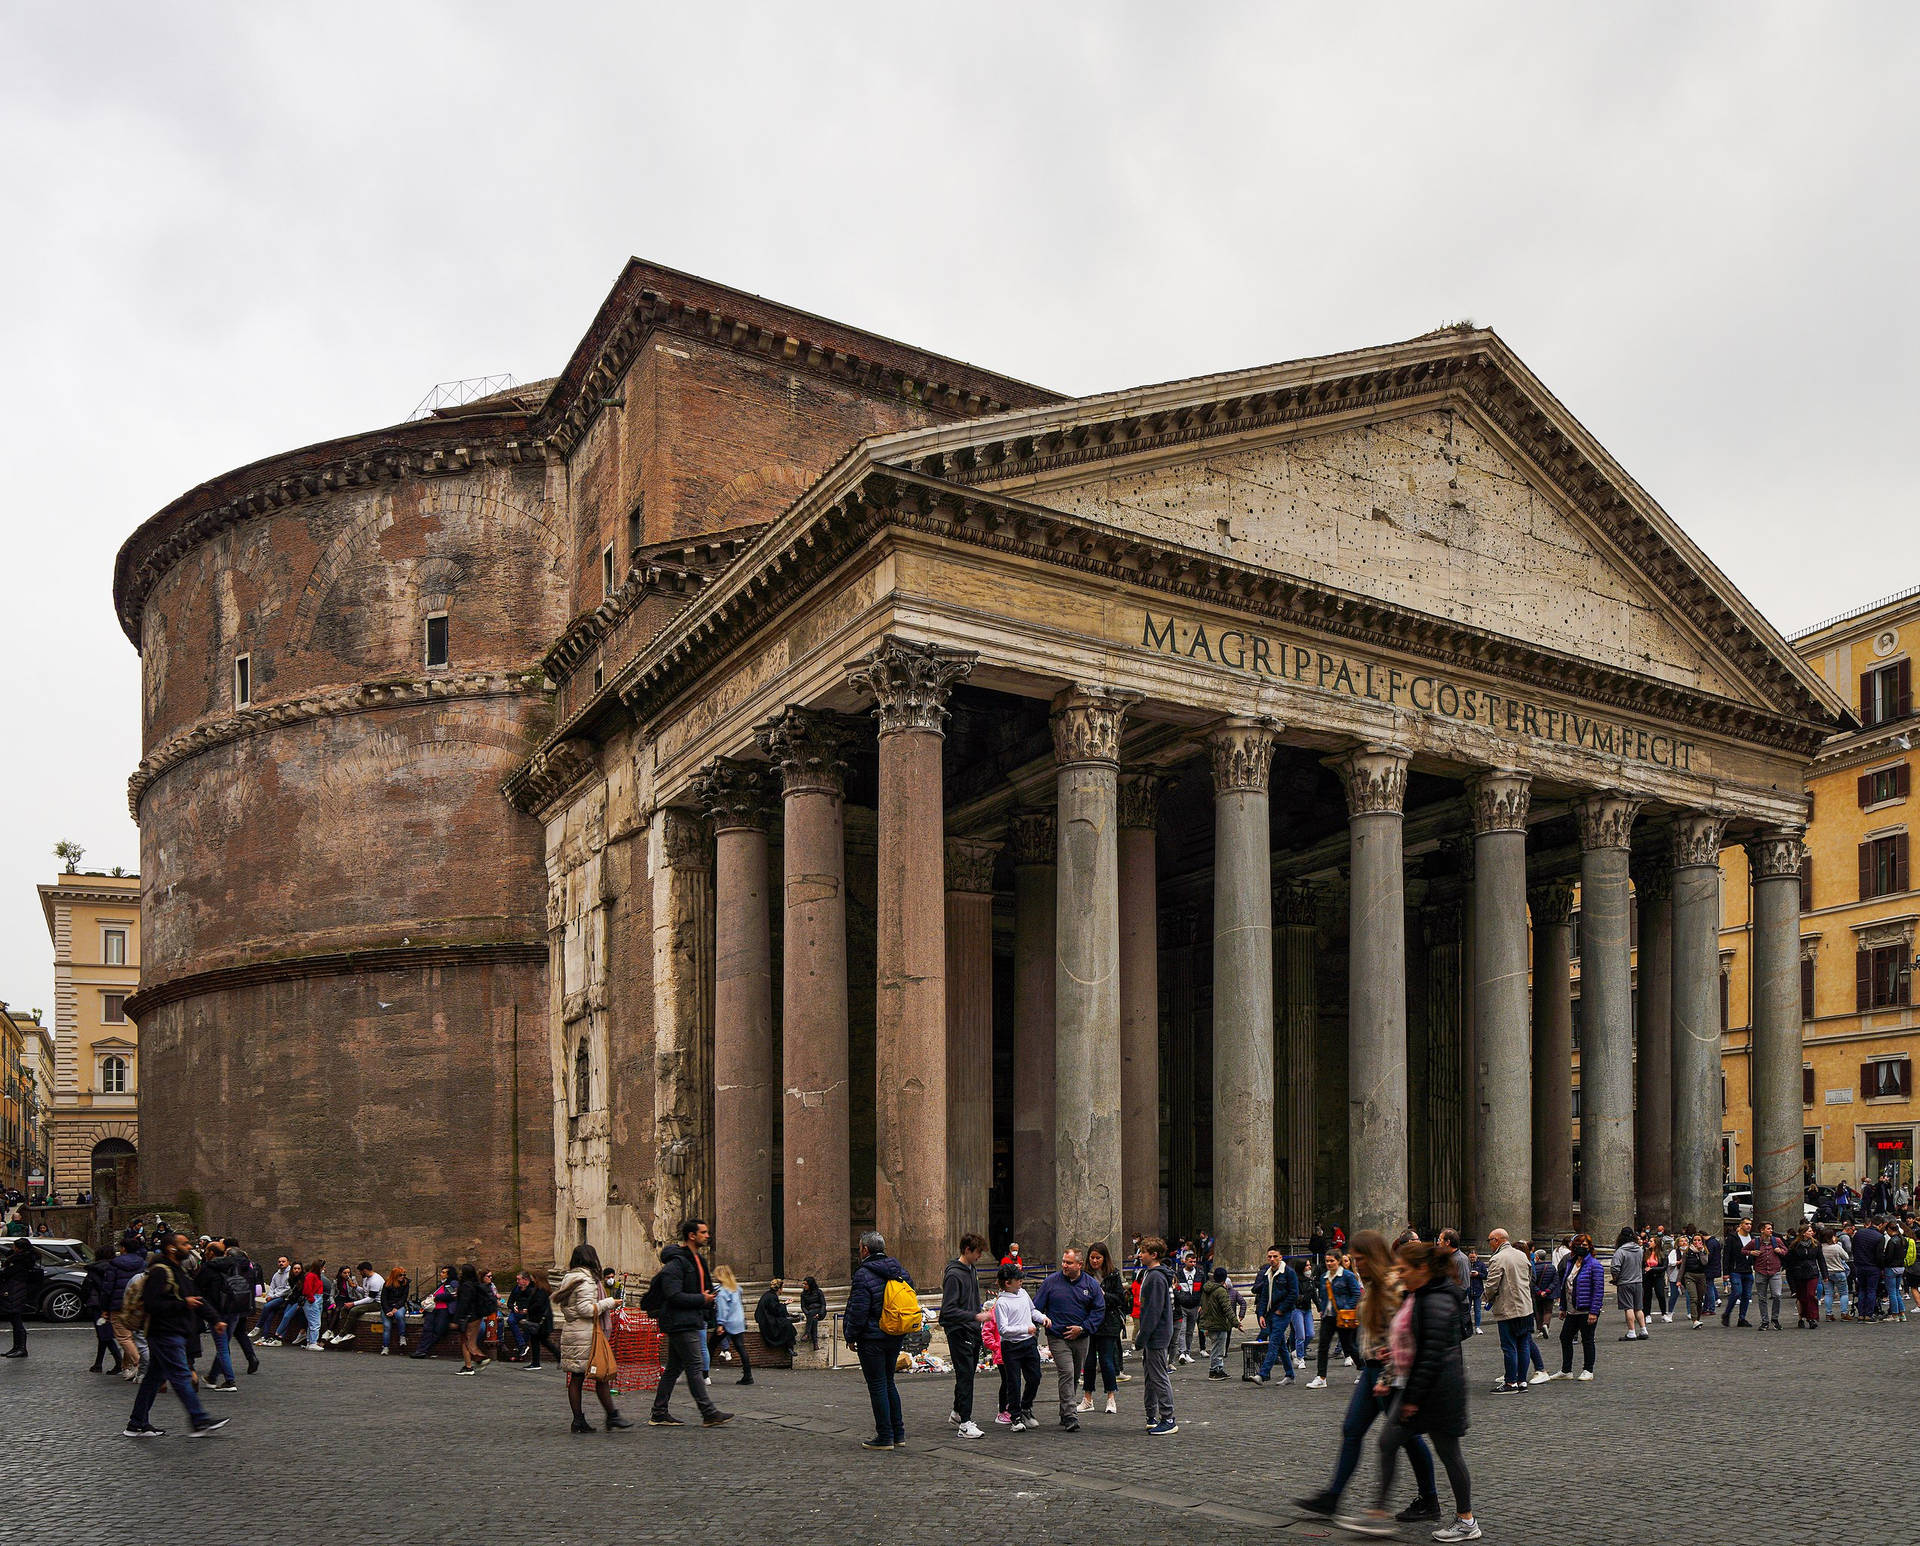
[25,1237,94,1322]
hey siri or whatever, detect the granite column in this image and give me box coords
[1632,851,1675,1227]
[1117,772,1163,1241]
[1008,810,1058,1262]
[1748,829,1808,1238]
[944,838,999,1243]
[1528,881,1575,1239]
[1574,793,1642,1247]
[1669,814,1728,1235]
[1468,768,1532,1241]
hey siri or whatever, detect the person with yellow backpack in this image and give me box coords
[842,1231,919,1451]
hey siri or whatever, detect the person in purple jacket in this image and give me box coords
[1548,1233,1604,1380]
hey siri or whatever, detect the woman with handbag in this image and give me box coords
[1292,1230,1439,1527]
[1345,1239,1478,1541]
[555,1243,631,1432]
[1306,1250,1362,1386]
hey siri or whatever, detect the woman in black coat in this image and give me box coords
[799,1277,828,1348]
[452,1264,487,1375]
[1078,1242,1126,1413]
[755,1280,797,1352]
[1352,1240,1475,1541]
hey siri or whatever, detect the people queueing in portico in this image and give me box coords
[682,642,1811,1292]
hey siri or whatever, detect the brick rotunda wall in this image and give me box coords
[118,415,566,1270]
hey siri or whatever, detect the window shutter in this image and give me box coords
[1897,658,1913,718]
[1898,763,1912,799]
[1860,842,1874,901]
[1720,973,1730,1031]
[1857,950,1873,1011]
[1800,857,1813,912]
[1895,833,1910,893]
[1862,670,1875,725]
[1803,1065,1815,1105]
[1861,1060,1875,1097]
[1899,1058,1914,1097]
[1801,957,1815,1019]
[1860,772,1875,807]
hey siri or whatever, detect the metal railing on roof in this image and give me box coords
[406,374,521,421]
[1790,582,1920,642]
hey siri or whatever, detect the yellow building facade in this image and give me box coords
[39,872,142,1203]
[1721,585,1916,1196]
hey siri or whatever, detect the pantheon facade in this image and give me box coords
[116,261,1845,1280]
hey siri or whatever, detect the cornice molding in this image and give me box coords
[513,737,601,818]
[542,532,762,686]
[123,938,545,1022]
[132,670,547,818]
[113,415,546,646]
[531,262,1058,459]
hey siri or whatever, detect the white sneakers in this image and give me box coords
[1528,1369,1551,1385]
[1104,1395,1117,1414]
[1576,1370,1595,1381]
[1307,1375,1328,1388]
[956,1420,984,1439]
[1076,1395,1094,1413]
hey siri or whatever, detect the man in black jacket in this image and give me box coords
[0,1238,45,1356]
[1250,1245,1299,1384]
[124,1232,228,1439]
[194,1241,252,1390]
[506,1270,560,1368]
[939,1233,988,1438]
[648,1218,728,1428]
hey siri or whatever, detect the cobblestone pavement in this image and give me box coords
[8,1312,1916,1542]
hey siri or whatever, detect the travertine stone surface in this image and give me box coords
[1333,746,1411,1236]
[1575,794,1643,1248]
[1528,881,1575,1238]
[1748,830,1808,1238]
[1669,813,1727,1236]
[1468,769,1531,1241]
[1209,718,1280,1272]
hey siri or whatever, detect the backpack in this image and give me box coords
[121,1265,159,1334]
[878,1277,923,1337]
[639,1268,668,1318]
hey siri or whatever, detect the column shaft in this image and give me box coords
[1052,687,1137,1256]
[1009,812,1057,1262]
[1470,770,1532,1241]
[712,819,773,1278]
[1575,795,1642,1246]
[1633,856,1675,1226]
[1670,815,1727,1235]
[1749,830,1807,1238]
[1164,910,1197,1238]
[1278,882,1319,1246]
[1529,883,1574,1239]
[944,841,998,1243]
[1335,747,1411,1237]
[1210,719,1279,1272]
[756,710,850,1286]
[1118,775,1162,1240]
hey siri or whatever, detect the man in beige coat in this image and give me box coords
[1483,1228,1538,1393]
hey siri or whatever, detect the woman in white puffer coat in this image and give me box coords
[554,1242,630,1433]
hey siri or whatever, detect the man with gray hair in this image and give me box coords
[1482,1228,1536,1393]
[842,1231,916,1451]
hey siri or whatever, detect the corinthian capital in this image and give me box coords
[846,636,976,736]
[692,756,773,832]
[755,706,851,798]
[944,837,1000,894]
[1006,808,1056,866]
[1669,812,1731,870]
[1207,716,1282,795]
[1467,768,1532,835]
[1331,745,1410,817]
[1745,827,1807,882]
[1117,769,1165,830]
[1527,880,1576,928]
[1050,685,1142,767]
[1573,792,1642,852]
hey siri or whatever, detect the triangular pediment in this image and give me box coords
[861,330,1847,729]
[1014,405,1749,702]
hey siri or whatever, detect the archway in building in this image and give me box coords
[91,1137,137,1207]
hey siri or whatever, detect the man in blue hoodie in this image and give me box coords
[1034,1248,1104,1432]
[843,1231,914,1451]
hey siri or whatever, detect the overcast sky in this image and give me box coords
[2,3,1916,1017]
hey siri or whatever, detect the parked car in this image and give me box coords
[26,1237,94,1322]
[1721,1191,1818,1224]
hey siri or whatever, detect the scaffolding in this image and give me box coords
[406,374,520,421]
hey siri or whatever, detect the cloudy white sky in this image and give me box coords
[1,3,1915,1015]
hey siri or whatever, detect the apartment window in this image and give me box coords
[592,664,604,693]
[1860,659,1912,729]
[627,499,643,562]
[1801,957,1815,1020]
[1803,1064,1815,1106]
[1859,763,1911,807]
[424,613,449,670]
[1567,910,1581,962]
[602,543,616,597]
[101,993,127,1024]
[1856,944,1913,1011]
[1570,994,1582,1050]
[1858,833,1911,900]
[102,929,127,967]
[1861,1056,1913,1100]
[1570,1085,1583,1120]
[100,1055,128,1094]
[234,654,251,708]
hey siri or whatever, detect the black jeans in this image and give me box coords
[1316,1314,1359,1376]
[653,1328,720,1419]
[229,1315,257,1371]
[3,1314,24,1351]
[945,1325,981,1420]
[1558,1313,1596,1373]
[1377,1407,1470,1515]
[998,1336,1042,1417]
[1081,1335,1120,1394]
[92,1318,120,1368]
[855,1334,905,1442]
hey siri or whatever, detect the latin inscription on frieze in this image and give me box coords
[1138,609,1696,772]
